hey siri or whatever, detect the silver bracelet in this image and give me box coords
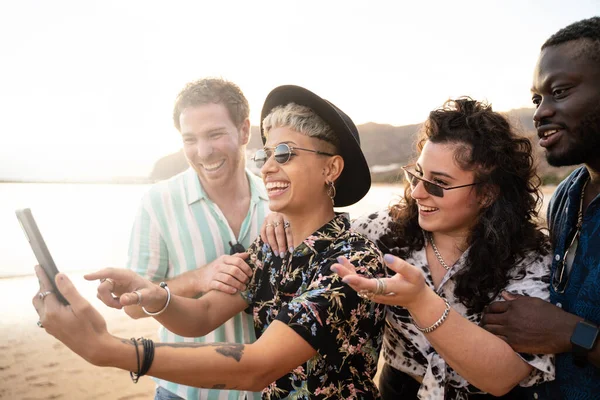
[411,298,451,334]
[142,282,171,316]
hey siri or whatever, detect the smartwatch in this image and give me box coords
[570,320,599,367]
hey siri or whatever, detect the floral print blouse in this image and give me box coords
[352,210,555,400]
[240,214,386,399]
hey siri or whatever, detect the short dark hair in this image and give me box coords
[172,78,250,131]
[542,16,600,62]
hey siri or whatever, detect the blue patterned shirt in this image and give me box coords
[546,166,600,399]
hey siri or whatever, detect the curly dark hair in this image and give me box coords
[542,16,600,62]
[387,98,550,313]
[172,78,250,131]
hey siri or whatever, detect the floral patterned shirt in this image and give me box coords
[240,214,386,399]
[353,210,555,400]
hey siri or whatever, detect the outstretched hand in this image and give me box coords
[32,265,113,366]
[332,254,430,310]
[481,291,582,354]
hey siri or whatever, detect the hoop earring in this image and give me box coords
[326,180,336,206]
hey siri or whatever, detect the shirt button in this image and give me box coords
[534,392,539,399]
[556,302,562,308]
[555,254,561,261]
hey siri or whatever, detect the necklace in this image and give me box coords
[427,232,450,271]
[577,178,589,229]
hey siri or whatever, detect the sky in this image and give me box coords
[0,0,597,180]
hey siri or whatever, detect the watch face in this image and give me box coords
[572,322,600,350]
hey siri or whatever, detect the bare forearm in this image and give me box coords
[106,338,266,390]
[153,291,247,338]
[409,292,531,396]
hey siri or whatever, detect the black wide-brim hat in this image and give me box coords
[260,85,371,207]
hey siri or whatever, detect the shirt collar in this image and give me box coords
[295,213,351,256]
[185,167,268,206]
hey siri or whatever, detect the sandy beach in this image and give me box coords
[0,274,160,399]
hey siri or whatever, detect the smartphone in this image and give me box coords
[15,208,69,305]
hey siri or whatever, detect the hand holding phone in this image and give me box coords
[16,208,70,305]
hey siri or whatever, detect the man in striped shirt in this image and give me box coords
[126,78,269,400]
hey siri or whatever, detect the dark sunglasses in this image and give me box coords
[402,165,480,198]
[252,143,335,168]
[229,241,245,255]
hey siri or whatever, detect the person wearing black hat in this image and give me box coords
[262,97,555,399]
[31,86,387,399]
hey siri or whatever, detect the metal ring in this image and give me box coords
[38,290,54,300]
[37,320,43,328]
[283,221,291,229]
[100,278,115,290]
[133,290,142,306]
[273,221,281,228]
[374,278,387,295]
[265,223,273,228]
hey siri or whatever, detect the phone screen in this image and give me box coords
[15,208,69,305]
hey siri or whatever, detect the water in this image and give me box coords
[0,183,151,277]
[0,182,404,278]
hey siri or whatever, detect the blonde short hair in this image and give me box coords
[262,103,340,150]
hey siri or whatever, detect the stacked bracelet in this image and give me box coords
[142,282,171,316]
[411,298,451,334]
[130,337,155,383]
[130,337,141,383]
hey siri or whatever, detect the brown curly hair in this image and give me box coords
[387,98,549,313]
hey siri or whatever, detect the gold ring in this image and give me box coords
[273,221,280,228]
[265,223,273,228]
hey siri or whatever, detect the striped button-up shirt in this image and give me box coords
[127,167,269,400]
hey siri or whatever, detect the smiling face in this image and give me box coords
[260,126,338,215]
[410,141,484,236]
[531,42,600,167]
[179,103,249,189]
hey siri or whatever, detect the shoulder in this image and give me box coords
[548,167,585,216]
[351,209,393,242]
[505,250,552,300]
[144,169,189,197]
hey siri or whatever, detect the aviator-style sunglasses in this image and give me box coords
[252,143,335,168]
[402,165,480,198]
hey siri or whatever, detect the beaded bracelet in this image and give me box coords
[411,298,451,334]
[142,282,171,316]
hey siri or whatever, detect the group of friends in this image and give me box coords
[31,17,600,400]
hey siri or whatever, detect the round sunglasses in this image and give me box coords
[402,165,480,198]
[252,143,335,168]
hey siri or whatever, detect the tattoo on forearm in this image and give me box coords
[155,342,245,362]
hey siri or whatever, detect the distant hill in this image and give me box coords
[150,108,577,184]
